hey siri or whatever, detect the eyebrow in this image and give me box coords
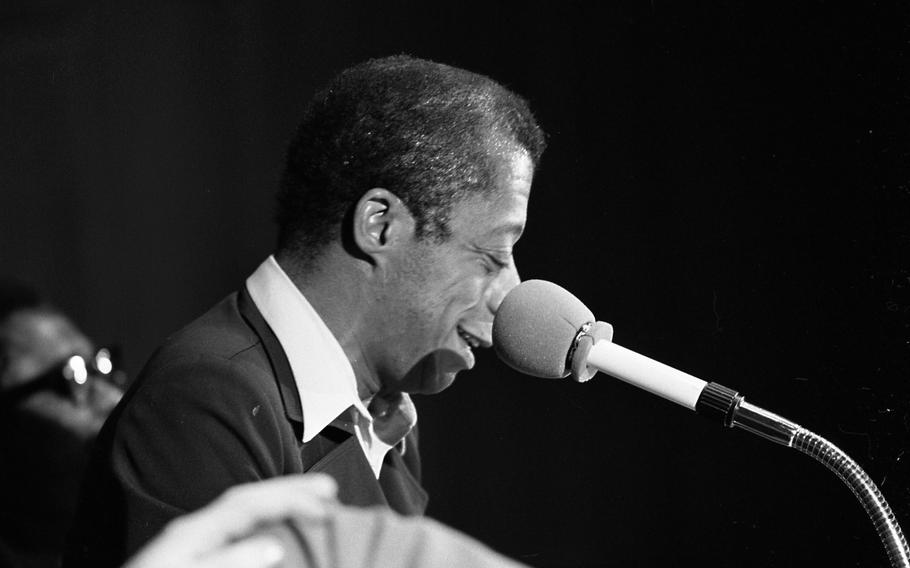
[494,220,526,240]
[472,222,524,249]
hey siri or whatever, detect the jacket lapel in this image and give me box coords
[236,285,427,516]
[380,444,429,514]
[237,285,303,425]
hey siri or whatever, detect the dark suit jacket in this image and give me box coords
[64,288,427,568]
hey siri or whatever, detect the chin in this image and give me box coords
[419,371,458,394]
[400,350,465,394]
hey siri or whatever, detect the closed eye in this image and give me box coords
[487,254,510,270]
[479,252,512,276]
[470,243,514,274]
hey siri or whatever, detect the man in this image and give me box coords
[0,281,124,567]
[65,55,546,567]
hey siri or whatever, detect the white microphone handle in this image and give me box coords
[586,340,707,410]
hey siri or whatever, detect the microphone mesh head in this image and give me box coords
[493,280,594,378]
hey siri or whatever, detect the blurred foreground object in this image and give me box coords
[125,474,526,568]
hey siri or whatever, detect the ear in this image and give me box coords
[352,188,415,263]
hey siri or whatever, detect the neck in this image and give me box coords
[275,248,381,399]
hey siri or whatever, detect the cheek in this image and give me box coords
[436,275,489,314]
[403,250,491,322]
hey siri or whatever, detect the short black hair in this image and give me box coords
[276,55,546,261]
[0,279,42,324]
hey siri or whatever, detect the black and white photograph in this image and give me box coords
[1,2,908,567]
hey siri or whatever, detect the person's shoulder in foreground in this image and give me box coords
[65,54,545,567]
[125,474,529,568]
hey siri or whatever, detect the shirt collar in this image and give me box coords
[246,255,370,442]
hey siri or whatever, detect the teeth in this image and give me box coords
[458,328,478,349]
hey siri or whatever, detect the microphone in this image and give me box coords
[492,279,739,424]
[493,279,708,410]
[491,280,910,567]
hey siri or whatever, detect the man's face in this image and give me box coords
[371,149,533,394]
[1,310,93,389]
[0,309,124,436]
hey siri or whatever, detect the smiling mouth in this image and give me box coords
[457,326,481,350]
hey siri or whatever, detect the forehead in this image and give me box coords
[449,149,534,240]
[3,310,93,361]
[1,309,94,386]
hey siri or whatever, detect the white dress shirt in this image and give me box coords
[246,255,415,478]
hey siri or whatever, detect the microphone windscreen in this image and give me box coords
[493,280,594,378]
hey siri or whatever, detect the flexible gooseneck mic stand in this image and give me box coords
[697,381,910,568]
[578,321,910,568]
[494,280,910,567]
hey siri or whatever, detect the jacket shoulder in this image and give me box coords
[157,292,260,362]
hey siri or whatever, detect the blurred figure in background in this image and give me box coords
[0,280,125,568]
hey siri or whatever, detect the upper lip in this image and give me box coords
[457,325,493,349]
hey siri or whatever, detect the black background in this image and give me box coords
[2,2,908,566]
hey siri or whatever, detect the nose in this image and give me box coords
[486,260,521,314]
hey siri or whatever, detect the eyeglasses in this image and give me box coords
[62,348,116,384]
[0,347,122,408]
